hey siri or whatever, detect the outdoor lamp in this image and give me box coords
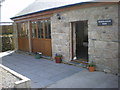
[56,13,61,20]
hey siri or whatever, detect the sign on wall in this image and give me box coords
[97,19,112,26]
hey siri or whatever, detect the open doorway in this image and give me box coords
[71,20,88,62]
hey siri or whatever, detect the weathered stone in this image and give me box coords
[106,42,118,50]
[51,4,118,74]
[0,65,31,88]
[88,31,101,40]
[103,49,118,59]
[88,39,94,47]
[100,32,118,41]
[94,41,107,49]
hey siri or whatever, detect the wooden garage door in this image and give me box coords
[32,38,52,56]
[18,37,29,52]
[31,20,52,56]
[17,22,29,52]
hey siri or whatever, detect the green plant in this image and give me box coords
[55,53,62,58]
[2,36,14,52]
[87,61,96,67]
[55,53,62,63]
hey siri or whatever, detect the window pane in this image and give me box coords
[31,21,37,38]
[17,23,21,37]
[22,23,26,37]
[38,21,43,38]
[48,20,51,39]
[21,23,24,37]
[25,22,28,37]
[41,21,44,38]
[17,22,28,37]
[44,20,51,39]
[21,22,28,37]
[44,20,48,38]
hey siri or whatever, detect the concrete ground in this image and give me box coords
[47,71,118,88]
[1,51,84,88]
[0,51,118,88]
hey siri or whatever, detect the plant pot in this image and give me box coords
[88,67,95,72]
[55,57,62,63]
[35,54,41,59]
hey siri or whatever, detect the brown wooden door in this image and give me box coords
[17,22,29,52]
[31,19,52,56]
[32,38,52,56]
[18,37,29,52]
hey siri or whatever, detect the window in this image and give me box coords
[17,22,28,37]
[38,21,43,38]
[38,19,51,39]
[44,20,48,38]
[30,19,51,39]
[17,23,21,37]
[48,20,51,39]
[31,21,37,38]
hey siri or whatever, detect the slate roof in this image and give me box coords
[0,0,5,3]
[11,0,94,19]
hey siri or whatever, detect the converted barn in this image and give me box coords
[11,1,119,74]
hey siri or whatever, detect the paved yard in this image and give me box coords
[1,51,84,88]
[1,51,118,88]
[47,71,118,88]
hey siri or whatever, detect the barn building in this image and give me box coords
[11,0,120,74]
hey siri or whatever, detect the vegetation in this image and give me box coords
[55,53,62,58]
[0,25,14,52]
[87,61,96,67]
[1,36,14,52]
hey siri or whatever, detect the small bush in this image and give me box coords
[1,36,14,52]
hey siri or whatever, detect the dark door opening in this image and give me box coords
[72,20,88,61]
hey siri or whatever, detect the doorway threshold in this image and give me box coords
[69,59,88,68]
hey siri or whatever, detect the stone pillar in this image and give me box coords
[13,22,18,51]
[28,21,32,53]
[72,22,76,59]
[51,14,71,62]
[69,23,73,60]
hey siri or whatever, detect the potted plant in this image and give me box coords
[87,61,96,72]
[55,53,62,63]
[35,52,42,59]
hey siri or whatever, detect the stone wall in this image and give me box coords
[0,64,31,89]
[0,66,20,88]
[51,3,119,74]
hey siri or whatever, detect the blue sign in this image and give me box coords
[97,19,112,26]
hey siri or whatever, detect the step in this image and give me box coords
[68,60,88,68]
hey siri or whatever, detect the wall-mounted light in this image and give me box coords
[56,13,61,20]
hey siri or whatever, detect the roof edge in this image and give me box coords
[11,2,94,20]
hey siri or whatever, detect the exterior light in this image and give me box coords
[56,13,61,20]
